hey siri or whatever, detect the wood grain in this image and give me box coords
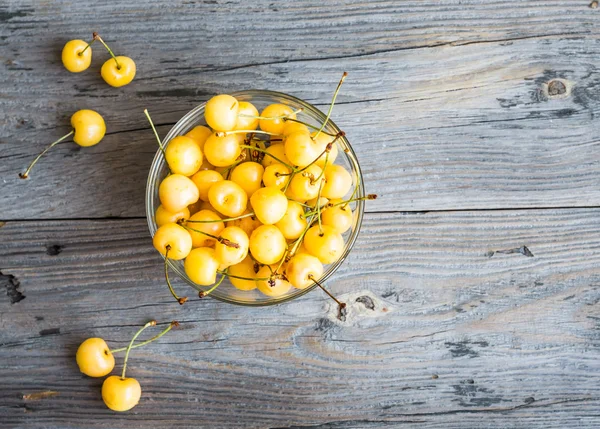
[1,209,599,428]
[1,1,600,218]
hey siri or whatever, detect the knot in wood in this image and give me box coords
[547,80,566,96]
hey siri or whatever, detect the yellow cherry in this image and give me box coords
[261,143,290,168]
[255,265,291,297]
[249,225,286,265]
[226,209,262,237]
[288,164,323,202]
[286,253,324,289]
[153,223,193,260]
[303,225,345,264]
[155,205,190,227]
[71,109,106,147]
[214,226,249,267]
[306,196,329,209]
[259,104,296,135]
[275,200,307,240]
[262,163,291,189]
[165,136,203,176]
[235,101,259,130]
[250,186,288,225]
[322,164,352,199]
[101,56,136,87]
[102,376,141,412]
[284,131,319,168]
[158,174,200,212]
[62,39,92,73]
[185,209,224,248]
[191,169,224,202]
[208,180,248,217]
[231,162,264,197]
[184,247,220,285]
[205,94,239,131]
[185,125,212,151]
[204,133,242,167]
[321,200,353,234]
[281,121,309,136]
[76,338,115,377]
[311,132,339,168]
[228,256,258,291]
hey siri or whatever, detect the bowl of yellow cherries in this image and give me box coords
[146,75,373,307]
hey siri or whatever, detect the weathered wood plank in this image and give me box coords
[1,210,599,427]
[1,1,600,218]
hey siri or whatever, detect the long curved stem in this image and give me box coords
[185,212,255,224]
[314,72,348,140]
[144,109,168,163]
[121,320,156,379]
[93,33,121,69]
[282,117,336,137]
[165,246,187,304]
[179,224,240,248]
[110,321,178,354]
[239,144,298,172]
[199,272,226,298]
[19,130,74,179]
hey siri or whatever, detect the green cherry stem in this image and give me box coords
[216,129,280,137]
[110,321,178,354]
[144,109,168,160]
[314,72,348,140]
[19,130,75,179]
[199,271,226,298]
[238,107,304,121]
[165,246,188,305]
[121,320,156,380]
[93,32,121,70]
[179,224,240,248]
[282,117,337,137]
[239,144,299,172]
[216,270,270,282]
[78,38,96,56]
[185,212,255,224]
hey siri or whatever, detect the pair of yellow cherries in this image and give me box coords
[76,320,177,412]
[62,32,136,87]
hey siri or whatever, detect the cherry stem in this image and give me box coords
[306,194,377,217]
[217,130,279,137]
[93,33,121,70]
[308,274,346,310]
[19,130,75,179]
[78,38,96,56]
[185,212,255,224]
[121,320,157,380]
[238,107,303,121]
[314,72,348,140]
[239,144,298,172]
[179,224,240,248]
[199,271,226,298]
[165,246,188,305]
[144,109,168,163]
[282,118,337,137]
[110,321,178,354]
[216,270,270,282]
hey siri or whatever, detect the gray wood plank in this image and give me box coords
[1,210,599,428]
[1,1,600,218]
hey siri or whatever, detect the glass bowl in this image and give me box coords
[145,90,365,306]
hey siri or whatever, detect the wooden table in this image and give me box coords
[2,1,600,427]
